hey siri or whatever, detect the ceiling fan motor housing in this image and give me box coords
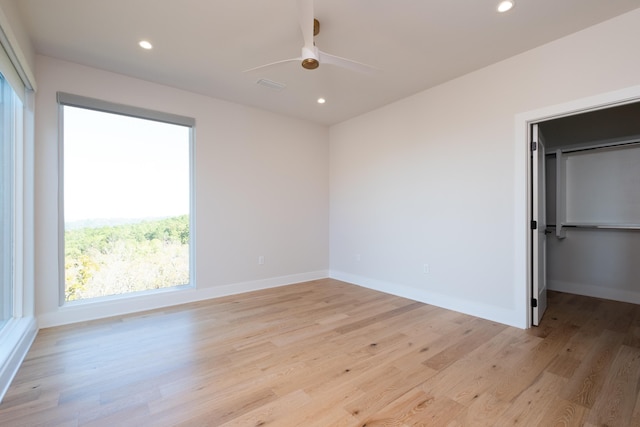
[302,58,319,69]
[301,45,320,70]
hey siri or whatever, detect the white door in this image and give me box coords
[532,124,547,326]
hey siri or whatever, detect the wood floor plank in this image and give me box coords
[276,392,362,427]
[1,280,639,426]
[423,319,507,371]
[561,329,626,408]
[493,371,567,426]
[333,301,425,335]
[586,344,640,426]
[431,327,540,406]
[456,320,580,424]
[623,325,640,348]
[344,362,438,422]
[630,379,640,427]
[359,388,465,427]
[537,398,588,427]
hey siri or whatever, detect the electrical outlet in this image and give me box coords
[356,253,361,262]
[423,263,430,274]
[258,255,265,265]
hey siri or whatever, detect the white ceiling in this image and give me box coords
[16,0,640,126]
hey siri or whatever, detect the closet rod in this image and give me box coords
[547,224,640,231]
[558,137,640,154]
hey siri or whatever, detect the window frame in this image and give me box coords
[1,74,16,327]
[0,6,37,403]
[56,93,196,306]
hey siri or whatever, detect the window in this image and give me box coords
[0,11,38,403]
[0,74,18,328]
[58,93,194,303]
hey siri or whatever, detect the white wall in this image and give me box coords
[329,9,640,328]
[548,229,640,304]
[35,55,330,327]
[0,0,36,88]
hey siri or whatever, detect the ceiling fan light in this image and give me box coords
[302,58,319,70]
[497,1,514,13]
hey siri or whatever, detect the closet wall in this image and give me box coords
[542,102,640,304]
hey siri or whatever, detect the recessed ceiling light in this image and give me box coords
[317,98,326,104]
[497,1,514,13]
[139,40,153,50]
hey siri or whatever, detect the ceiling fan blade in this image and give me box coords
[297,0,314,49]
[318,50,378,74]
[243,57,302,73]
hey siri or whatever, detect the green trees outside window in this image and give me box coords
[61,102,193,302]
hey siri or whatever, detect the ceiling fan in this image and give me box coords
[244,0,377,74]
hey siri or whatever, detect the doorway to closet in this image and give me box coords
[531,100,640,326]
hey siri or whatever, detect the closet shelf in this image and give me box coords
[547,223,640,231]
[551,141,640,239]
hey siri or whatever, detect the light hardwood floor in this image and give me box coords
[1,278,640,426]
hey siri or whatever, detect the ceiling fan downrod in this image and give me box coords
[301,19,321,70]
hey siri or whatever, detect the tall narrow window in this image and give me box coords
[59,94,194,303]
[0,74,16,327]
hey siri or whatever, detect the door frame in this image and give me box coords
[515,85,640,328]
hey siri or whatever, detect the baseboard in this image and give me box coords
[0,317,38,403]
[329,270,525,328]
[548,280,640,304]
[37,270,329,328]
